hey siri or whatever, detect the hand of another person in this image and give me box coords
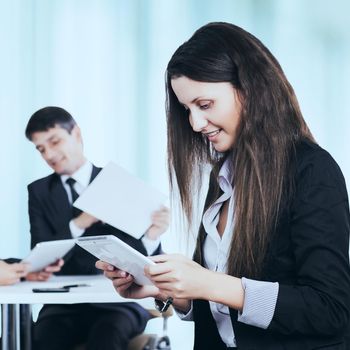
[73,212,99,230]
[95,260,159,299]
[26,258,64,281]
[0,260,28,286]
[145,206,170,240]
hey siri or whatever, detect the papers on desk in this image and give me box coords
[74,162,167,239]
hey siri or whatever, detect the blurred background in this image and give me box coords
[0,0,349,348]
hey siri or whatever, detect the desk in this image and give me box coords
[0,275,153,350]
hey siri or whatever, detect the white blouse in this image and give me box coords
[178,159,279,347]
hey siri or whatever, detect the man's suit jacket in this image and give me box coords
[192,140,350,350]
[28,165,157,319]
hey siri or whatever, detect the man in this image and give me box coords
[25,106,169,350]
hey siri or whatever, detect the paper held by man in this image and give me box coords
[73,162,167,239]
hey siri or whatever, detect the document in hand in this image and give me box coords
[77,235,156,286]
[22,239,76,272]
[73,162,167,239]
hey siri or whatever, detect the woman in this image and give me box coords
[97,22,350,349]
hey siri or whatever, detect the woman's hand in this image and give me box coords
[145,254,212,300]
[96,255,244,311]
[95,260,159,299]
[145,206,170,240]
[0,260,28,285]
[147,254,244,311]
[26,259,64,281]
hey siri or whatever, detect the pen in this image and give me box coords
[62,284,91,289]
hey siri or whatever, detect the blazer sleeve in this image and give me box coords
[268,150,350,336]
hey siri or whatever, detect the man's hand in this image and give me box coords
[145,206,170,240]
[26,259,64,281]
[0,260,28,285]
[73,212,99,230]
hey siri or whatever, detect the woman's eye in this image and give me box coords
[199,102,211,110]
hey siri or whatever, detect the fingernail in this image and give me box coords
[107,265,114,271]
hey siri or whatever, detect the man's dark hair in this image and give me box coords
[25,106,77,140]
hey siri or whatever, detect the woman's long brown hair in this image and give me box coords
[166,22,315,278]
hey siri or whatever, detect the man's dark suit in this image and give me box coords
[192,140,350,350]
[28,165,155,350]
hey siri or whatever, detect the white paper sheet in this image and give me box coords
[73,162,167,239]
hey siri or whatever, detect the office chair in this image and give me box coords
[128,307,173,350]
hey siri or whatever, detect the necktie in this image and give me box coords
[66,178,82,218]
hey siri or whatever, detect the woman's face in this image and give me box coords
[171,76,242,152]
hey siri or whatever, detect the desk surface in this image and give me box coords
[0,275,153,307]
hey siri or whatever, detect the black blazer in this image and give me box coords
[193,141,350,350]
[27,165,159,318]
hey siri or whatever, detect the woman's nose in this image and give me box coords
[190,112,208,132]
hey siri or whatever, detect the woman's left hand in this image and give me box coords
[145,206,170,240]
[145,254,245,311]
[26,258,64,281]
[145,254,214,300]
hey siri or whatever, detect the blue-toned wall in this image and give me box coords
[0,1,349,348]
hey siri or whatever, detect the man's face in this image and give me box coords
[31,125,85,175]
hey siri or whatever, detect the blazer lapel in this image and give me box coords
[45,165,101,235]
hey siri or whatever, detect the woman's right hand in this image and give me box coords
[95,260,159,299]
